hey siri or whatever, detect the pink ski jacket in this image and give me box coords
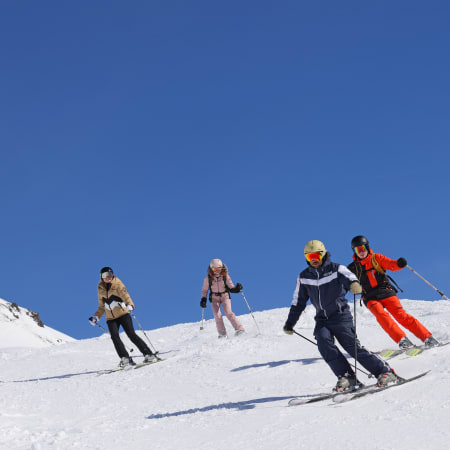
[201,274,236,300]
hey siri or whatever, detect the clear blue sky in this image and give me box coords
[1,1,449,339]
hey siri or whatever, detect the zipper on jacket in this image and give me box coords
[105,284,116,319]
[316,269,328,319]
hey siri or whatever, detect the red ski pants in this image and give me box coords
[366,296,431,343]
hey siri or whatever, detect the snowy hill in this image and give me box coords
[0,298,74,349]
[0,299,449,450]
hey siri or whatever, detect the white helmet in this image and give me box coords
[209,258,223,269]
[304,240,326,256]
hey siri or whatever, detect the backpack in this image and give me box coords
[371,253,404,293]
[207,263,230,300]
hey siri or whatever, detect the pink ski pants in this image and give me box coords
[210,294,244,336]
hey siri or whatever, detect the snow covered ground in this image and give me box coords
[0,299,74,349]
[1,299,449,450]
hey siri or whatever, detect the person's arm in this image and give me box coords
[337,264,359,290]
[376,253,407,272]
[93,289,105,319]
[201,276,210,298]
[117,280,135,309]
[285,276,308,327]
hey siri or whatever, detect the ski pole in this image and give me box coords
[94,322,134,354]
[353,294,358,380]
[130,312,158,354]
[293,330,317,346]
[200,308,205,330]
[407,265,449,300]
[292,329,371,378]
[240,291,261,334]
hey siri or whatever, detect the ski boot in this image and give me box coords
[398,336,414,349]
[424,335,439,348]
[377,369,399,387]
[334,373,363,392]
[143,354,158,363]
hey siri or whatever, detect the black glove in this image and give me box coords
[283,322,294,335]
[200,297,207,308]
[397,257,407,268]
[230,283,243,293]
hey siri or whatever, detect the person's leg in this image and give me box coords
[367,299,406,343]
[383,296,432,342]
[314,321,353,377]
[210,297,227,335]
[107,318,129,358]
[119,314,152,355]
[331,317,389,378]
[221,296,244,332]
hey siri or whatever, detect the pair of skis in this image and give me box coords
[97,357,164,375]
[288,370,430,406]
[378,341,449,359]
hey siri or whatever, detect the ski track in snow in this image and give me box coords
[1,300,450,450]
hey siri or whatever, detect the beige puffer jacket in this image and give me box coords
[94,276,135,321]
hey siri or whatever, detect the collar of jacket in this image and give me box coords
[353,248,374,264]
[306,252,332,274]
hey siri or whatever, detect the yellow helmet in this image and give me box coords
[304,240,326,257]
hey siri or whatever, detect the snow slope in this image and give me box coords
[1,299,449,450]
[0,299,74,349]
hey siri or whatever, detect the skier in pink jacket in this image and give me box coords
[201,259,245,338]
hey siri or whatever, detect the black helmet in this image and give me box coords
[100,267,114,280]
[351,235,369,250]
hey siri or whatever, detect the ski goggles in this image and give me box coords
[305,252,323,262]
[212,266,222,272]
[101,271,114,280]
[353,245,368,255]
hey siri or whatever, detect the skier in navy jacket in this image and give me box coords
[283,240,398,391]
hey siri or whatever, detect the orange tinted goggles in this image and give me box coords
[305,252,323,262]
[353,245,367,254]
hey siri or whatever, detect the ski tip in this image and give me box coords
[288,398,308,406]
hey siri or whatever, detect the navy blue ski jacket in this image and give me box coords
[286,253,359,325]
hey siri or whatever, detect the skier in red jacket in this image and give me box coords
[348,236,439,349]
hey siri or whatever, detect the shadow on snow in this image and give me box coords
[147,396,295,419]
[230,357,322,372]
[5,370,101,383]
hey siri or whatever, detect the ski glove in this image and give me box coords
[397,257,407,268]
[230,283,243,293]
[349,281,363,294]
[200,297,207,308]
[126,305,134,311]
[89,316,99,326]
[283,322,294,335]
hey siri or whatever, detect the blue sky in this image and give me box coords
[1,1,449,340]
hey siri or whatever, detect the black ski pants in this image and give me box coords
[107,313,152,359]
[314,313,389,378]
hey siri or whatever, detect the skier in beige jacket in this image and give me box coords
[89,267,156,367]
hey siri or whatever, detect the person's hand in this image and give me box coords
[397,257,407,268]
[89,316,99,326]
[283,322,294,335]
[126,305,134,311]
[200,297,207,308]
[230,283,243,293]
[349,281,363,294]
